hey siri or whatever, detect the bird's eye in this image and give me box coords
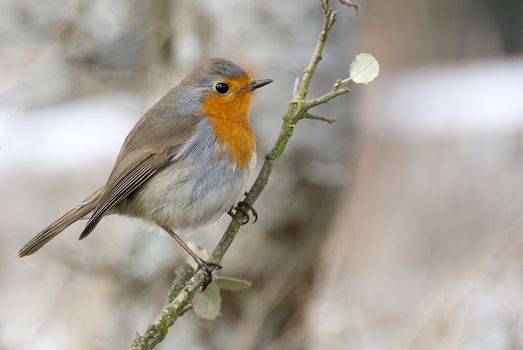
[215,82,229,94]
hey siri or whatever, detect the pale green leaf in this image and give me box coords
[192,282,221,320]
[349,53,379,84]
[215,277,252,291]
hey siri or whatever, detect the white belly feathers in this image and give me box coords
[124,118,255,230]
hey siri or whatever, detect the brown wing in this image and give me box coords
[79,147,180,239]
[79,106,203,239]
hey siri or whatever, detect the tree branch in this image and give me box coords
[164,265,193,305]
[131,1,352,348]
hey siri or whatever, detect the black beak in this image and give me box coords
[243,79,273,92]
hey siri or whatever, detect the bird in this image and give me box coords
[18,58,272,284]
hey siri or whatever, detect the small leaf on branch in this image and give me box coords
[192,282,221,320]
[348,53,379,84]
[215,277,252,291]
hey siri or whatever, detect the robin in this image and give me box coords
[18,58,272,283]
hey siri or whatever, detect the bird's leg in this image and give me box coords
[160,225,221,291]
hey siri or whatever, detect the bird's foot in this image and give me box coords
[195,258,222,291]
[228,200,258,225]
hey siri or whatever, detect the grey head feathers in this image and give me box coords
[134,58,249,120]
[181,58,248,89]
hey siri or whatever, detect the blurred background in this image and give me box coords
[1,0,523,349]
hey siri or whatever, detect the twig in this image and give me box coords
[131,1,352,348]
[303,79,351,109]
[292,77,300,99]
[303,113,336,124]
[338,0,359,15]
[295,0,337,101]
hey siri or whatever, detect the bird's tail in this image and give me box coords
[18,188,104,257]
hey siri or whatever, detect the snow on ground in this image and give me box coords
[0,93,139,175]
[362,58,523,139]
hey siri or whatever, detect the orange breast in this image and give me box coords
[202,80,256,168]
